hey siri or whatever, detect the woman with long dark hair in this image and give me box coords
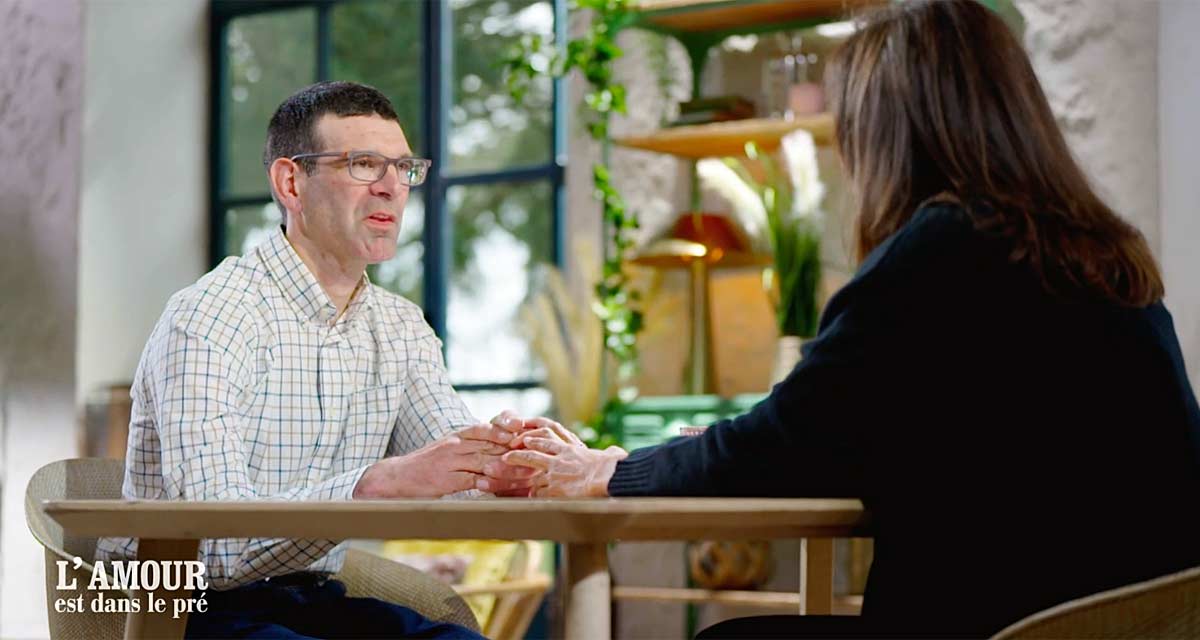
[499,1,1200,636]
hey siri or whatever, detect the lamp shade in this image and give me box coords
[631,212,769,270]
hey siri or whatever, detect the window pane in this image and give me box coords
[446,181,553,383]
[331,0,425,155]
[224,202,282,258]
[450,0,554,172]
[367,191,425,306]
[225,9,317,198]
[458,388,552,424]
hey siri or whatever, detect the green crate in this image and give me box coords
[605,394,768,450]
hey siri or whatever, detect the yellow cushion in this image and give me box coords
[380,539,520,627]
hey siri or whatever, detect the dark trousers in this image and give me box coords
[185,574,484,639]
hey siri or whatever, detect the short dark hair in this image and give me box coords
[264,81,400,217]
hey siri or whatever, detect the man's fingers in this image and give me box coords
[502,449,553,471]
[456,423,514,446]
[455,448,507,473]
[447,471,482,494]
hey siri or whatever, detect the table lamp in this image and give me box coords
[631,212,769,394]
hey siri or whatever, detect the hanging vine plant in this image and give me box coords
[503,0,642,445]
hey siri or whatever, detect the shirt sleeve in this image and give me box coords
[151,318,371,589]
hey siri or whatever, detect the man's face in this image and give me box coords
[294,114,412,264]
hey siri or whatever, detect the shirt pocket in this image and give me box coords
[336,382,405,461]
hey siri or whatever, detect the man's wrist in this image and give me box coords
[353,457,412,499]
[352,463,384,499]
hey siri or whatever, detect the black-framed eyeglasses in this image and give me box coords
[290,150,432,186]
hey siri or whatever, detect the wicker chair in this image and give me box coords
[25,458,480,639]
[991,564,1200,639]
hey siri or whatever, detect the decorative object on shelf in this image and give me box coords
[671,95,756,127]
[631,212,769,394]
[687,540,772,590]
[762,34,824,119]
[697,128,826,382]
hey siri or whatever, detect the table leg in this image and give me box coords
[800,538,834,615]
[564,542,611,639]
[125,538,200,640]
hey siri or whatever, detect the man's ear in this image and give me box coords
[268,157,303,218]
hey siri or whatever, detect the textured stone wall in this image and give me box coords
[0,0,84,637]
[1017,0,1161,249]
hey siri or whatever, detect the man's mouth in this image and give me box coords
[366,212,396,225]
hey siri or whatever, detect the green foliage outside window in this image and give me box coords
[504,0,643,445]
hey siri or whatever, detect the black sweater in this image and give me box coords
[608,204,1200,637]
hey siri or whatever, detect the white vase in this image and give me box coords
[770,335,806,384]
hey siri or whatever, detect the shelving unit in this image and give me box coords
[632,0,876,37]
[623,0,883,98]
[615,114,835,157]
[603,1,872,632]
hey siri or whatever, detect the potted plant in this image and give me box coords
[696,128,826,382]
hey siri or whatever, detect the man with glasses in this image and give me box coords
[98,81,533,638]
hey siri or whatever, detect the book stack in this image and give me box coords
[670,96,756,127]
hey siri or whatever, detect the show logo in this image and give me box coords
[54,557,209,619]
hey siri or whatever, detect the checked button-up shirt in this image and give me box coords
[97,227,476,589]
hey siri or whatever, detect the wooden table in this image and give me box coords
[42,498,867,640]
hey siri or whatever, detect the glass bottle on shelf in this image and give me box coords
[761,34,825,120]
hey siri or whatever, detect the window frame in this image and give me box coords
[208,0,567,394]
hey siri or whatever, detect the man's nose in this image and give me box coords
[368,162,406,199]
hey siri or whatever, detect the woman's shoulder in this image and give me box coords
[856,201,985,280]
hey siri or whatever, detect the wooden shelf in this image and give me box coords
[614,115,834,158]
[631,0,881,36]
[613,586,863,615]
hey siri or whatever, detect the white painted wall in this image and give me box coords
[1158,0,1200,397]
[0,0,207,636]
[77,0,209,404]
[0,0,84,636]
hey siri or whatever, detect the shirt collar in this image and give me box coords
[259,226,372,326]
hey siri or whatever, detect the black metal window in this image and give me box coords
[210,0,566,419]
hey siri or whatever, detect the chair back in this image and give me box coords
[381,538,552,640]
[25,458,128,640]
[337,547,481,632]
[482,540,552,640]
[992,564,1200,639]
